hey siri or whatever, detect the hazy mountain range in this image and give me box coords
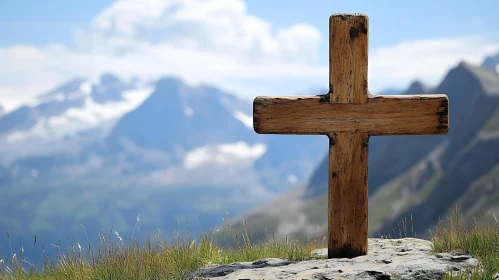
[0,71,325,260]
[0,52,498,261]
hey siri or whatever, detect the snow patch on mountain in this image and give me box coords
[6,87,153,142]
[233,111,253,129]
[183,141,266,170]
[38,79,92,103]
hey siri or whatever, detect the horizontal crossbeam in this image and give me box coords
[253,94,449,135]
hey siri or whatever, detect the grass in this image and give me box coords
[0,218,327,280]
[0,210,497,279]
[431,210,499,279]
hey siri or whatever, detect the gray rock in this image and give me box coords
[188,238,477,280]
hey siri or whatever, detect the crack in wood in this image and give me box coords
[349,22,367,40]
[436,98,449,132]
[328,133,337,147]
[318,93,331,104]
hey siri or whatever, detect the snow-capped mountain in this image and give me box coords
[482,51,499,73]
[105,77,259,155]
[0,74,152,143]
[99,76,323,191]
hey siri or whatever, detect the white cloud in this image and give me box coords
[89,0,172,37]
[0,0,498,112]
[85,0,321,64]
[0,0,322,111]
[233,111,253,129]
[369,36,499,91]
[183,141,266,170]
[132,141,274,205]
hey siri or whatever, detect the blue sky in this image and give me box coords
[1,0,498,111]
[2,1,498,50]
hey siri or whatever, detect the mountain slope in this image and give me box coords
[214,79,435,242]
[0,74,331,263]
[105,78,326,192]
[215,62,499,243]
[378,90,499,235]
[352,62,499,236]
[105,77,257,154]
[0,76,268,262]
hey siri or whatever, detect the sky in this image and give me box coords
[1,0,499,112]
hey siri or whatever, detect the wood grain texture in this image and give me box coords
[328,14,369,259]
[329,14,368,104]
[328,132,369,258]
[253,94,449,135]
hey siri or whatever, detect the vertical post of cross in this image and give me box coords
[327,14,370,258]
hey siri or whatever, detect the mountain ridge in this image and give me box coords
[0,73,330,261]
[0,73,149,143]
[214,60,499,244]
[482,51,499,73]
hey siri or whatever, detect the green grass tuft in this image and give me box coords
[0,209,498,279]
[0,219,327,280]
[431,210,499,279]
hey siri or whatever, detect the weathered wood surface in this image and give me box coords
[253,95,449,135]
[329,14,369,104]
[328,14,369,258]
[251,13,450,259]
[328,132,369,258]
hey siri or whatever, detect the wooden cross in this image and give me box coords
[252,14,449,258]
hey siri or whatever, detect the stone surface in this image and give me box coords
[188,238,477,280]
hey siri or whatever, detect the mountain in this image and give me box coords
[104,78,324,193]
[482,52,499,73]
[0,73,149,144]
[376,88,404,95]
[403,80,433,94]
[103,77,326,192]
[0,74,328,263]
[0,76,262,261]
[215,61,499,244]
[375,63,499,236]
[7,58,496,263]
[105,77,258,155]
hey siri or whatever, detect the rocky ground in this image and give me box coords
[189,238,478,280]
